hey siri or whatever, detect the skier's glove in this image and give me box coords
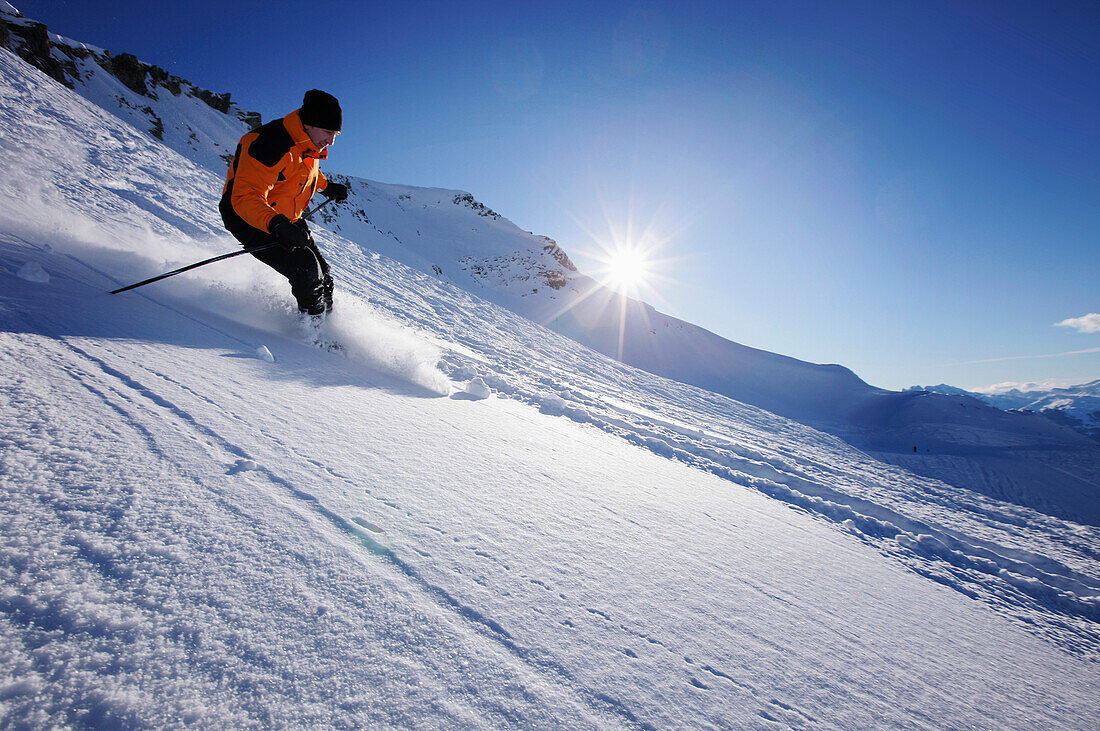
[270,214,309,250]
[322,182,348,202]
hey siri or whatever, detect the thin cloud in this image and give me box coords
[974,378,1081,394]
[946,347,1100,367]
[1055,313,1100,334]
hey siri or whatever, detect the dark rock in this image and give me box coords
[192,87,231,113]
[106,52,149,95]
[20,21,50,60]
[238,110,263,129]
[541,238,577,271]
[143,106,165,140]
[544,271,568,289]
[453,193,501,219]
[6,21,75,87]
[147,64,182,96]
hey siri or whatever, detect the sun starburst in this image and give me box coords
[601,243,652,296]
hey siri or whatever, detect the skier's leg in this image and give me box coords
[306,240,334,313]
[221,213,328,315]
[250,245,327,314]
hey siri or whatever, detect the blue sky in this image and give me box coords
[17,0,1099,390]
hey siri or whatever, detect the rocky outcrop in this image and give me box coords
[105,52,148,95]
[460,251,575,293]
[453,193,501,219]
[191,87,231,114]
[538,236,577,272]
[237,110,263,129]
[0,16,78,87]
[0,7,260,128]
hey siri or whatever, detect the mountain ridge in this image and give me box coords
[0,3,260,171]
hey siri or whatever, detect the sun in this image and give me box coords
[542,208,687,358]
[545,204,685,331]
[604,245,650,293]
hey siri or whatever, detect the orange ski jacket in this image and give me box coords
[220,110,330,236]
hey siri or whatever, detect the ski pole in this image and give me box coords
[109,198,336,295]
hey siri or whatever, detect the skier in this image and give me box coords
[219,89,349,319]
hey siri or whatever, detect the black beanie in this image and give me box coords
[299,89,342,131]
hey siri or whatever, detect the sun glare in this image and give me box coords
[605,246,650,293]
[543,206,688,359]
[545,203,687,342]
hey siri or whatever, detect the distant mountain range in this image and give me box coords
[909,381,1100,442]
[5,2,1097,522]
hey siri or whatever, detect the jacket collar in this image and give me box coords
[284,110,328,160]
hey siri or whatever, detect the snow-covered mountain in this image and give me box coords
[0,3,259,171]
[310,179,1100,524]
[913,381,1100,442]
[7,4,1097,526]
[1,24,1099,728]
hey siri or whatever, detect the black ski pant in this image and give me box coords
[221,209,333,315]
[251,236,333,316]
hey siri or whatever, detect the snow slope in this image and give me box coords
[2,46,1100,728]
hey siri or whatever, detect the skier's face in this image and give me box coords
[304,125,339,151]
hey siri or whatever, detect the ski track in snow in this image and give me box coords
[0,43,1099,728]
[56,338,645,726]
[339,239,1100,655]
[0,335,613,726]
[46,327,647,724]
